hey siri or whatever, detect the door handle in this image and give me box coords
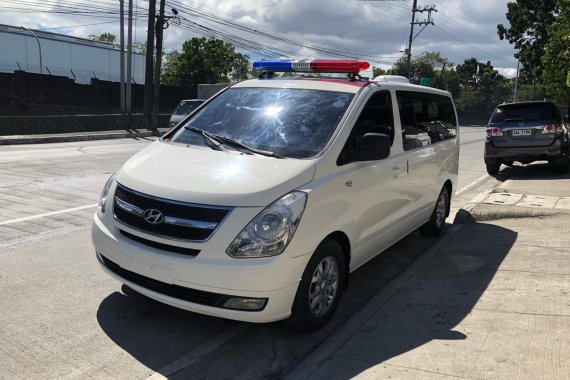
[393,160,408,178]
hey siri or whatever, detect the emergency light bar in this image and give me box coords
[253,59,370,74]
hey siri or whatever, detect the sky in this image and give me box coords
[0,0,519,77]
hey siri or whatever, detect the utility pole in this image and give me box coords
[119,1,125,114]
[405,3,437,79]
[144,0,156,124]
[150,3,179,130]
[151,0,165,130]
[126,0,133,114]
[513,59,520,103]
[405,0,418,80]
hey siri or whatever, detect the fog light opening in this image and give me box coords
[223,297,267,311]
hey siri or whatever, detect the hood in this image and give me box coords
[116,141,316,207]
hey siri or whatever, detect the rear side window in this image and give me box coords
[396,91,457,151]
[490,103,561,123]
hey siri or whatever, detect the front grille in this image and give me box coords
[120,230,201,257]
[98,253,228,307]
[113,184,231,241]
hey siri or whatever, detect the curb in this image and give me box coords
[285,223,465,379]
[0,129,168,145]
[469,203,563,221]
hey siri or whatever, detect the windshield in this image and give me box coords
[490,103,560,123]
[170,87,354,158]
[173,101,204,115]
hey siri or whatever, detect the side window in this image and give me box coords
[337,91,394,165]
[397,91,457,152]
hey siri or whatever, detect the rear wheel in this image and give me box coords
[419,186,449,237]
[287,239,345,332]
[554,156,569,174]
[486,161,501,175]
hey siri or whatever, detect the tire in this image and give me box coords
[419,186,449,237]
[555,156,569,174]
[287,239,346,332]
[486,161,501,175]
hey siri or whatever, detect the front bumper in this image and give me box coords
[484,139,564,163]
[92,215,308,323]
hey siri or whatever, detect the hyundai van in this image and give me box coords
[92,59,459,331]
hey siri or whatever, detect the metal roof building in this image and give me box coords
[0,24,145,84]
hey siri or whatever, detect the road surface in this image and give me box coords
[0,127,489,379]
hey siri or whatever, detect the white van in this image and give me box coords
[92,59,459,331]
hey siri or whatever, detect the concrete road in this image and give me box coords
[0,127,487,379]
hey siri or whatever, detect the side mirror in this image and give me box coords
[356,133,390,161]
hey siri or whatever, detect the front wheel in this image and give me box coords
[419,186,449,237]
[287,239,346,332]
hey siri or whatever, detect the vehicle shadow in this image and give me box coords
[288,221,518,379]
[493,161,570,182]
[96,222,516,379]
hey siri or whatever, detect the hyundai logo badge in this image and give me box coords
[143,209,164,224]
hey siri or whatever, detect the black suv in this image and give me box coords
[484,101,569,175]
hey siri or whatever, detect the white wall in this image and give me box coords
[0,27,145,84]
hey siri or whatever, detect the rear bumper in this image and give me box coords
[484,139,565,163]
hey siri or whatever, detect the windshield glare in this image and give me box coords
[170,87,354,158]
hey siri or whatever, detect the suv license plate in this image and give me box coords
[512,129,532,136]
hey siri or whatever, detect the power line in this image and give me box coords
[37,20,122,31]
[164,1,394,61]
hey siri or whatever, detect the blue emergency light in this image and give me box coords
[253,59,370,74]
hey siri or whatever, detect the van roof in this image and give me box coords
[233,77,453,97]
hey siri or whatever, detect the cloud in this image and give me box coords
[0,0,518,71]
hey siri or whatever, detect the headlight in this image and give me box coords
[226,191,307,258]
[97,172,117,220]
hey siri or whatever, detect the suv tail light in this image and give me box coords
[542,124,564,134]
[486,127,503,137]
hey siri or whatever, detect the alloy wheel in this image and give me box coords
[308,257,339,317]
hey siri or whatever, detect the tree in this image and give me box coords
[542,0,570,113]
[131,41,147,54]
[456,58,511,115]
[162,37,250,86]
[388,51,459,95]
[497,0,560,80]
[372,66,385,78]
[88,33,116,45]
[88,32,147,54]
[388,55,432,83]
[389,56,408,78]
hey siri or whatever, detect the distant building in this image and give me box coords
[0,24,145,84]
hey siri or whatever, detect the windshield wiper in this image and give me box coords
[184,126,227,152]
[213,135,284,158]
[185,126,283,158]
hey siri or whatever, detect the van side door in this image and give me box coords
[337,90,411,270]
[396,91,459,229]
